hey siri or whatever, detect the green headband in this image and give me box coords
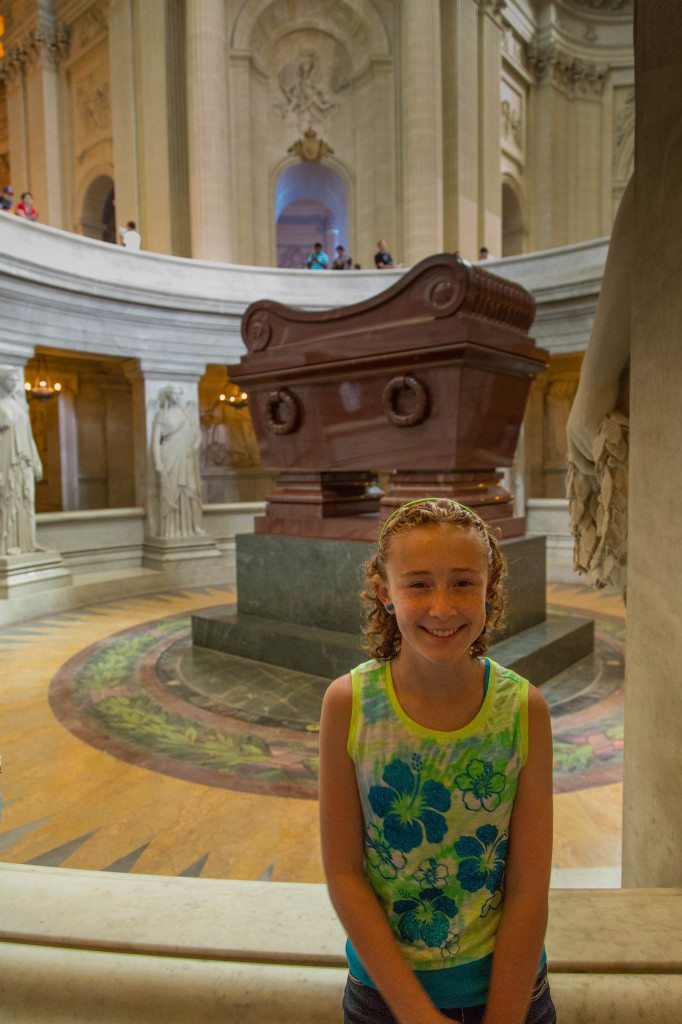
[379,497,480,542]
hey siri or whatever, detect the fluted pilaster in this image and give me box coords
[186,0,232,263]
[108,0,139,232]
[400,0,443,265]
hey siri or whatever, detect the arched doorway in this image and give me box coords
[502,181,526,257]
[81,174,115,242]
[275,162,348,268]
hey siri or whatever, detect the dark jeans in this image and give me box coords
[343,965,556,1024]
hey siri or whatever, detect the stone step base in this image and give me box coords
[192,607,594,685]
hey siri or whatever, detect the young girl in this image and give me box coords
[319,499,556,1024]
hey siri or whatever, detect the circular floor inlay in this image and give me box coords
[48,608,323,800]
[47,604,625,798]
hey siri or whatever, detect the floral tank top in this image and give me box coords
[346,657,529,997]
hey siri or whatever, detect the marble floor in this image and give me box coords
[0,581,625,886]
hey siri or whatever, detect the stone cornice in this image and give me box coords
[0,23,70,84]
[527,42,608,96]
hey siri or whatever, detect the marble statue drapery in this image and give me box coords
[0,367,44,556]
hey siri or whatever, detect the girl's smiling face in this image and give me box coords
[374,524,489,669]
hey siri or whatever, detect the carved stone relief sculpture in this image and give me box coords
[501,99,523,149]
[0,366,44,556]
[76,75,110,143]
[150,386,204,539]
[276,49,335,127]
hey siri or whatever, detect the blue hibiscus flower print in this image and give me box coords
[454,758,506,811]
[412,857,448,890]
[393,886,459,948]
[441,927,460,959]
[455,824,508,893]
[369,756,451,853]
[366,824,408,879]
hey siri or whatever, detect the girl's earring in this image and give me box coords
[485,601,490,613]
[386,603,395,613]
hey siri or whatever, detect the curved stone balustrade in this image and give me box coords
[0,216,608,374]
[1,864,680,1024]
[0,216,402,375]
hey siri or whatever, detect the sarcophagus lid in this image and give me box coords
[230,254,548,474]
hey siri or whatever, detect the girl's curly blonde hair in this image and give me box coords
[362,499,507,661]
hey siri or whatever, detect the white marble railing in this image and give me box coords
[1,864,680,1024]
[0,215,607,374]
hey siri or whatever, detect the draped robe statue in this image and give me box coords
[566,175,632,595]
[0,367,44,556]
[150,386,204,539]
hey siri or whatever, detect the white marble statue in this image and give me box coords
[150,385,204,539]
[566,175,632,595]
[0,367,44,556]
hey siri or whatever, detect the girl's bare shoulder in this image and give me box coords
[323,672,352,710]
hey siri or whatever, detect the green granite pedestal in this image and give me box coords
[192,534,593,684]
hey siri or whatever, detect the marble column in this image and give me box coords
[229,52,254,267]
[22,35,66,228]
[135,0,173,255]
[186,0,232,263]
[2,20,67,228]
[621,0,682,888]
[478,1,504,256]
[108,0,140,233]
[122,362,219,568]
[400,0,443,266]
[3,66,29,197]
[441,0,479,259]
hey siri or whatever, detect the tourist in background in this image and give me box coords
[0,186,13,213]
[307,241,329,270]
[119,220,141,250]
[332,245,352,270]
[374,239,394,269]
[15,192,38,221]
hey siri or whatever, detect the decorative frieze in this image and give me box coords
[527,42,607,97]
[502,24,527,69]
[501,99,522,148]
[69,1,107,62]
[0,23,70,83]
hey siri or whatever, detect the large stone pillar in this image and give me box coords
[135,0,173,255]
[0,20,68,228]
[108,0,139,232]
[186,0,232,263]
[2,65,29,195]
[478,1,504,256]
[22,26,67,228]
[622,0,682,888]
[441,0,478,259]
[400,0,443,265]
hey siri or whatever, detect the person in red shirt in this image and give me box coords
[15,192,38,220]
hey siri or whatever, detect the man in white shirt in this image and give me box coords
[119,220,142,251]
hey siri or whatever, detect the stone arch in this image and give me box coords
[502,178,527,257]
[78,171,115,241]
[273,158,351,268]
[231,0,391,69]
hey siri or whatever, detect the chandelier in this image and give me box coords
[24,353,62,401]
[219,379,248,409]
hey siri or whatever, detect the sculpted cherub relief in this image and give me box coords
[276,49,335,127]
